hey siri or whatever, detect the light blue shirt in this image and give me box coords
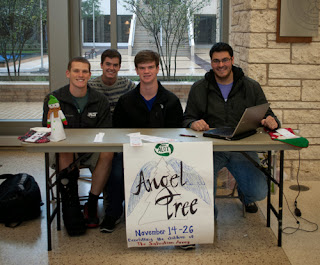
[217,82,233,102]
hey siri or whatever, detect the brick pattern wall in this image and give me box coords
[0,82,49,102]
[230,0,320,180]
[162,82,193,103]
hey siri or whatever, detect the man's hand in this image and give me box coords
[190,119,210,131]
[261,115,278,130]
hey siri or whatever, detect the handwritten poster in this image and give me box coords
[124,142,214,248]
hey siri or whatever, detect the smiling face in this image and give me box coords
[135,61,159,86]
[210,51,234,84]
[101,57,121,85]
[66,61,91,94]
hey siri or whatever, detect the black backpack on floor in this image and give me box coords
[0,173,43,227]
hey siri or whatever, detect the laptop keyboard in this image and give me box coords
[209,127,235,136]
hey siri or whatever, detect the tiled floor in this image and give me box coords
[0,102,43,120]
[0,150,319,264]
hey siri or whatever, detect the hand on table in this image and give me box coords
[261,115,278,130]
[190,119,210,131]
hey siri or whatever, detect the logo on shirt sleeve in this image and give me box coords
[87,112,98,118]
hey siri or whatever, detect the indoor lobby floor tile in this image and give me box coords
[1,150,319,264]
[0,102,43,120]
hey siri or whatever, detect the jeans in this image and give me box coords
[104,152,124,218]
[214,151,267,205]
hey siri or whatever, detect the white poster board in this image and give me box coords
[124,142,214,248]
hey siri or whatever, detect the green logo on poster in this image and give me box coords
[154,143,174,156]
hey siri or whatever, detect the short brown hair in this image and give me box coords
[101,49,122,65]
[67,57,91,72]
[134,50,160,68]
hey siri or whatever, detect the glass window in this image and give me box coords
[194,15,216,45]
[0,0,49,81]
[82,15,131,43]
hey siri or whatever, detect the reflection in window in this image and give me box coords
[194,15,216,45]
[82,15,131,43]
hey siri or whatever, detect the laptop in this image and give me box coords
[203,103,270,140]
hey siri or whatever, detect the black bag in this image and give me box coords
[0,173,43,227]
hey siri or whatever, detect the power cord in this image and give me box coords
[282,150,318,234]
[283,192,318,234]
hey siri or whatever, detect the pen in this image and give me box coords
[179,134,198,138]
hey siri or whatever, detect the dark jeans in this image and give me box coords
[104,152,124,218]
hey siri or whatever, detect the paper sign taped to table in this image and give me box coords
[124,142,214,248]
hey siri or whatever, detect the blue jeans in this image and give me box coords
[214,151,267,205]
[104,152,124,218]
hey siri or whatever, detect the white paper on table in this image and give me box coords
[30,127,51,133]
[127,132,141,137]
[127,132,178,146]
[25,132,47,142]
[94,132,105,142]
[127,132,142,146]
[276,128,300,139]
[140,134,179,143]
[130,136,143,146]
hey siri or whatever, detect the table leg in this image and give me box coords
[45,153,52,251]
[278,150,284,247]
[55,153,61,230]
[267,151,271,227]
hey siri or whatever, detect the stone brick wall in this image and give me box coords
[0,81,192,103]
[230,0,320,180]
[0,82,49,102]
[162,82,193,103]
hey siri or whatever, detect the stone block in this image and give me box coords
[234,55,242,68]
[292,160,320,181]
[300,146,320,160]
[284,110,320,124]
[267,40,291,49]
[248,0,268,9]
[307,138,320,145]
[269,64,320,79]
[231,11,240,26]
[267,34,276,41]
[232,0,245,5]
[248,33,267,48]
[292,43,320,64]
[285,150,300,160]
[271,102,319,109]
[233,3,245,12]
[233,33,246,46]
[248,48,290,63]
[247,64,267,85]
[268,79,300,86]
[263,86,301,101]
[268,0,278,9]
[250,10,277,32]
[234,11,250,32]
[299,124,320,138]
[302,80,320,101]
[287,148,320,161]
[239,46,249,61]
